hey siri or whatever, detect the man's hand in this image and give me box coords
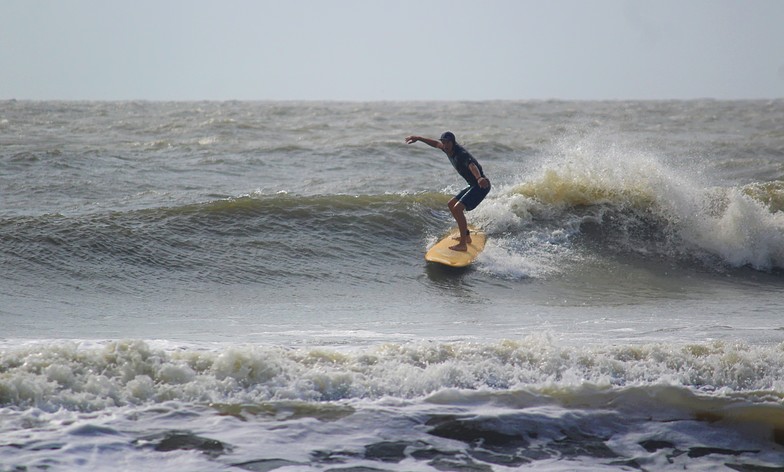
[405,136,419,144]
[478,176,490,189]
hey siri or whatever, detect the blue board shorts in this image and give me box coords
[455,183,490,211]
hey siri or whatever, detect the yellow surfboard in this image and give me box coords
[425,227,487,267]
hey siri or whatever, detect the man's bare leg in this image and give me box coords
[448,199,470,251]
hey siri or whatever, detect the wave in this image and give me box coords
[2,337,783,411]
[4,337,784,470]
[3,150,784,298]
[476,134,784,273]
[0,192,451,292]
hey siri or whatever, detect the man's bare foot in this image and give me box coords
[452,235,472,244]
[449,243,468,252]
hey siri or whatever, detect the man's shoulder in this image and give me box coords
[455,144,471,156]
[455,145,474,161]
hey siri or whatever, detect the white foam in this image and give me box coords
[682,187,784,269]
[475,130,784,271]
[477,235,572,280]
[4,337,784,413]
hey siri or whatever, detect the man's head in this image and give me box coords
[440,131,456,143]
[440,131,456,152]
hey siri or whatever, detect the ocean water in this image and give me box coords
[2,99,784,471]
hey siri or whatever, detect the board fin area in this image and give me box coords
[425,226,486,268]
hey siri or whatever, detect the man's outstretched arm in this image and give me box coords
[405,135,443,149]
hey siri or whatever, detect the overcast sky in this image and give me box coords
[2,0,783,101]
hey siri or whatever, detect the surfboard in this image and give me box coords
[425,226,486,267]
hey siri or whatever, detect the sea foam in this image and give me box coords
[477,131,784,271]
[3,337,784,413]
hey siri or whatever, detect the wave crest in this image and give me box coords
[484,136,784,271]
[3,338,784,412]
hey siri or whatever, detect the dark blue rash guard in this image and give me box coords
[448,144,485,187]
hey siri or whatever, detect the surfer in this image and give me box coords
[405,131,491,251]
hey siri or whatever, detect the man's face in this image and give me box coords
[441,139,454,153]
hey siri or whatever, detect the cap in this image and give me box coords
[439,131,456,142]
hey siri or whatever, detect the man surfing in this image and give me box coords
[405,131,491,251]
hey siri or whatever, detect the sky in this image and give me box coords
[1,0,783,101]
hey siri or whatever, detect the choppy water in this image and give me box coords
[2,100,784,470]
